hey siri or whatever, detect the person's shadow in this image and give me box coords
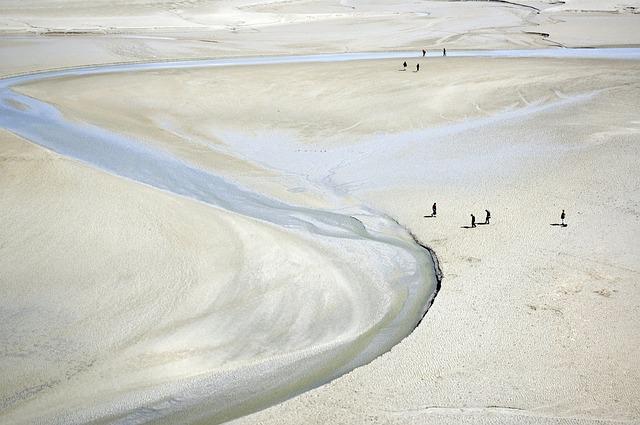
[460,225,475,229]
[423,214,436,218]
[550,223,568,227]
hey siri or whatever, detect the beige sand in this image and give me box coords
[0,126,436,423]
[224,59,640,424]
[2,0,640,77]
[10,55,640,423]
[2,1,640,424]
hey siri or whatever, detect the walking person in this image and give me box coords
[471,214,476,228]
[432,202,437,217]
[561,209,566,226]
[403,61,407,70]
[422,49,426,57]
[416,63,420,72]
[485,209,491,224]
[443,47,446,57]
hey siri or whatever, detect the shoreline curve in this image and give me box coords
[0,55,439,424]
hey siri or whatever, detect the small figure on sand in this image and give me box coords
[432,202,437,217]
[416,63,420,72]
[485,209,491,224]
[471,214,476,228]
[403,61,407,70]
[422,49,426,57]
[443,47,447,57]
[561,209,566,226]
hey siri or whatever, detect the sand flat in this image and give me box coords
[0,128,437,423]
[2,1,640,78]
[226,61,640,424]
[13,56,640,196]
[8,52,640,423]
[1,49,443,422]
[2,1,640,424]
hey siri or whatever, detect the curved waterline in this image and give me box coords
[0,53,442,424]
[2,47,640,84]
[1,48,637,424]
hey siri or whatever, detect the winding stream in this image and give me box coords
[1,48,637,424]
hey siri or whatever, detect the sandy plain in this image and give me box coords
[2,0,640,77]
[11,54,640,424]
[1,0,640,424]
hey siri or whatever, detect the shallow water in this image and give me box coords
[0,48,637,424]
[0,52,438,424]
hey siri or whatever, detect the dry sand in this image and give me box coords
[2,0,640,77]
[8,55,640,423]
[227,60,640,425]
[0,126,436,424]
[2,1,640,424]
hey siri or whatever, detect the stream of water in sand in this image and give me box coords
[0,51,440,425]
[0,48,637,424]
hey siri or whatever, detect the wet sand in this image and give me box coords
[1,1,640,424]
[3,52,639,423]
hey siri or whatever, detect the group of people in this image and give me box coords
[402,48,447,72]
[429,203,567,228]
[402,61,419,72]
[469,210,491,228]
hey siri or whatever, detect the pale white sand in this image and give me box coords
[2,0,640,77]
[1,1,640,424]
[227,61,640,425]
[8,55,640,424]
[0,127,436,424]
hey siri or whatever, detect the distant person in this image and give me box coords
[403,61,407,70]
[416,63,420,72]
[561,209,566,226]
[443,48,446,57]
[422,49,426,57]
[485,209,491,224]
[471,214,476,228]
[432,202,437,217]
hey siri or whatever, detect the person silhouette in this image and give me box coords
[403,61,407,70]
[471,214,476,228]
[485,209,491,224]
[443,48,446,57]
[422,49,426,57]
[416,63,420,72]
[561,209,566,226]
[432,202,437,217]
